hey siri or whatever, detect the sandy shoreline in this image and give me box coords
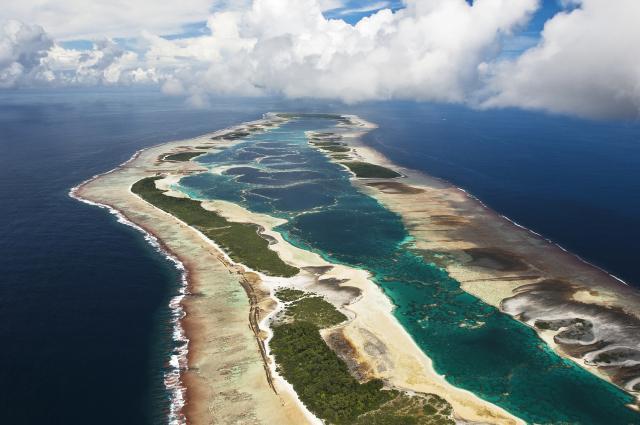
[339,115,640,404]
[70,110,640,425]
[70,113,527,424]
[71,116,313,425]
[206,199,522,424]
[70,184,192,424]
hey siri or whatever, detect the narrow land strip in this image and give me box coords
[72,113,524,425]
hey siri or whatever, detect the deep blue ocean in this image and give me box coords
[179,116,638,424]
[1,89,639,424]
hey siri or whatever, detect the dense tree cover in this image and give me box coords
[270,289,455,425]
[274,288,307,303]
[284,296,348,328]
[162,152,205,162]
[355,394,455,425]
[319,145,352,153]
[271,321,395,425]
[131,177,299,277]
[210,130,251,140]
[341,162,401,178]
[330,154,351,160]
[275,289,347,328]
[310,141,345,147]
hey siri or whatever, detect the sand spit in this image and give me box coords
[340,115,640,402]
[72,115,311,425]
[71,113,522,425]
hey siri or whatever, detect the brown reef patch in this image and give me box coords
[324,328,373,382]
[503,278,640,394]
[429,214,468,226]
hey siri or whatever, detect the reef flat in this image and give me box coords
[72,113,520,425]
[72,116,311,424]
[339,116,640,405]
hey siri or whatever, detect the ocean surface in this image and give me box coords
[179,116,638,424]
[353,102,640,286]
[1,89,639,424]
[0,90,278,424]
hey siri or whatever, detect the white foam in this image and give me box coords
[65,113,297,424]
[454,187,631,287]
[260,290,324,425]
[70,184,190,425]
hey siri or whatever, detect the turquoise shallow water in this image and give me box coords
[178,117,639,424]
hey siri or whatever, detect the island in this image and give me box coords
[70,113,640,425]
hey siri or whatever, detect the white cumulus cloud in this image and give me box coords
[147,0,538,103]
[1,0,640,120]
[481,0,640,119]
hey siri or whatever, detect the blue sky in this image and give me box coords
[322,0,571,56]
[323,0,568,28]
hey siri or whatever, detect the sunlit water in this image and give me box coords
[179,116,639,425]
[3,89,640,424]
[0,90,281,424]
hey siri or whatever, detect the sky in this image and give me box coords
[1,0,639,120]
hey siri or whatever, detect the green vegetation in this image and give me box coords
[319,145,351,153]
[310,141,344,147]
[270,289,454,425]
[341,161,401,178]
[285,296,348,328]
[131,177,298,277]
[534,320,551,330]
[355,394,455,425]
[275,289,348,328]
[162,152,205,162]
[331,154,351,160]
[274,288,307,302]
[271,321,395,424]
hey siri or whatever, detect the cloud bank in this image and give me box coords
[151,0,538,103]
[0,20,53,88]
[1,0,639,119]
[481,0,640,119]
